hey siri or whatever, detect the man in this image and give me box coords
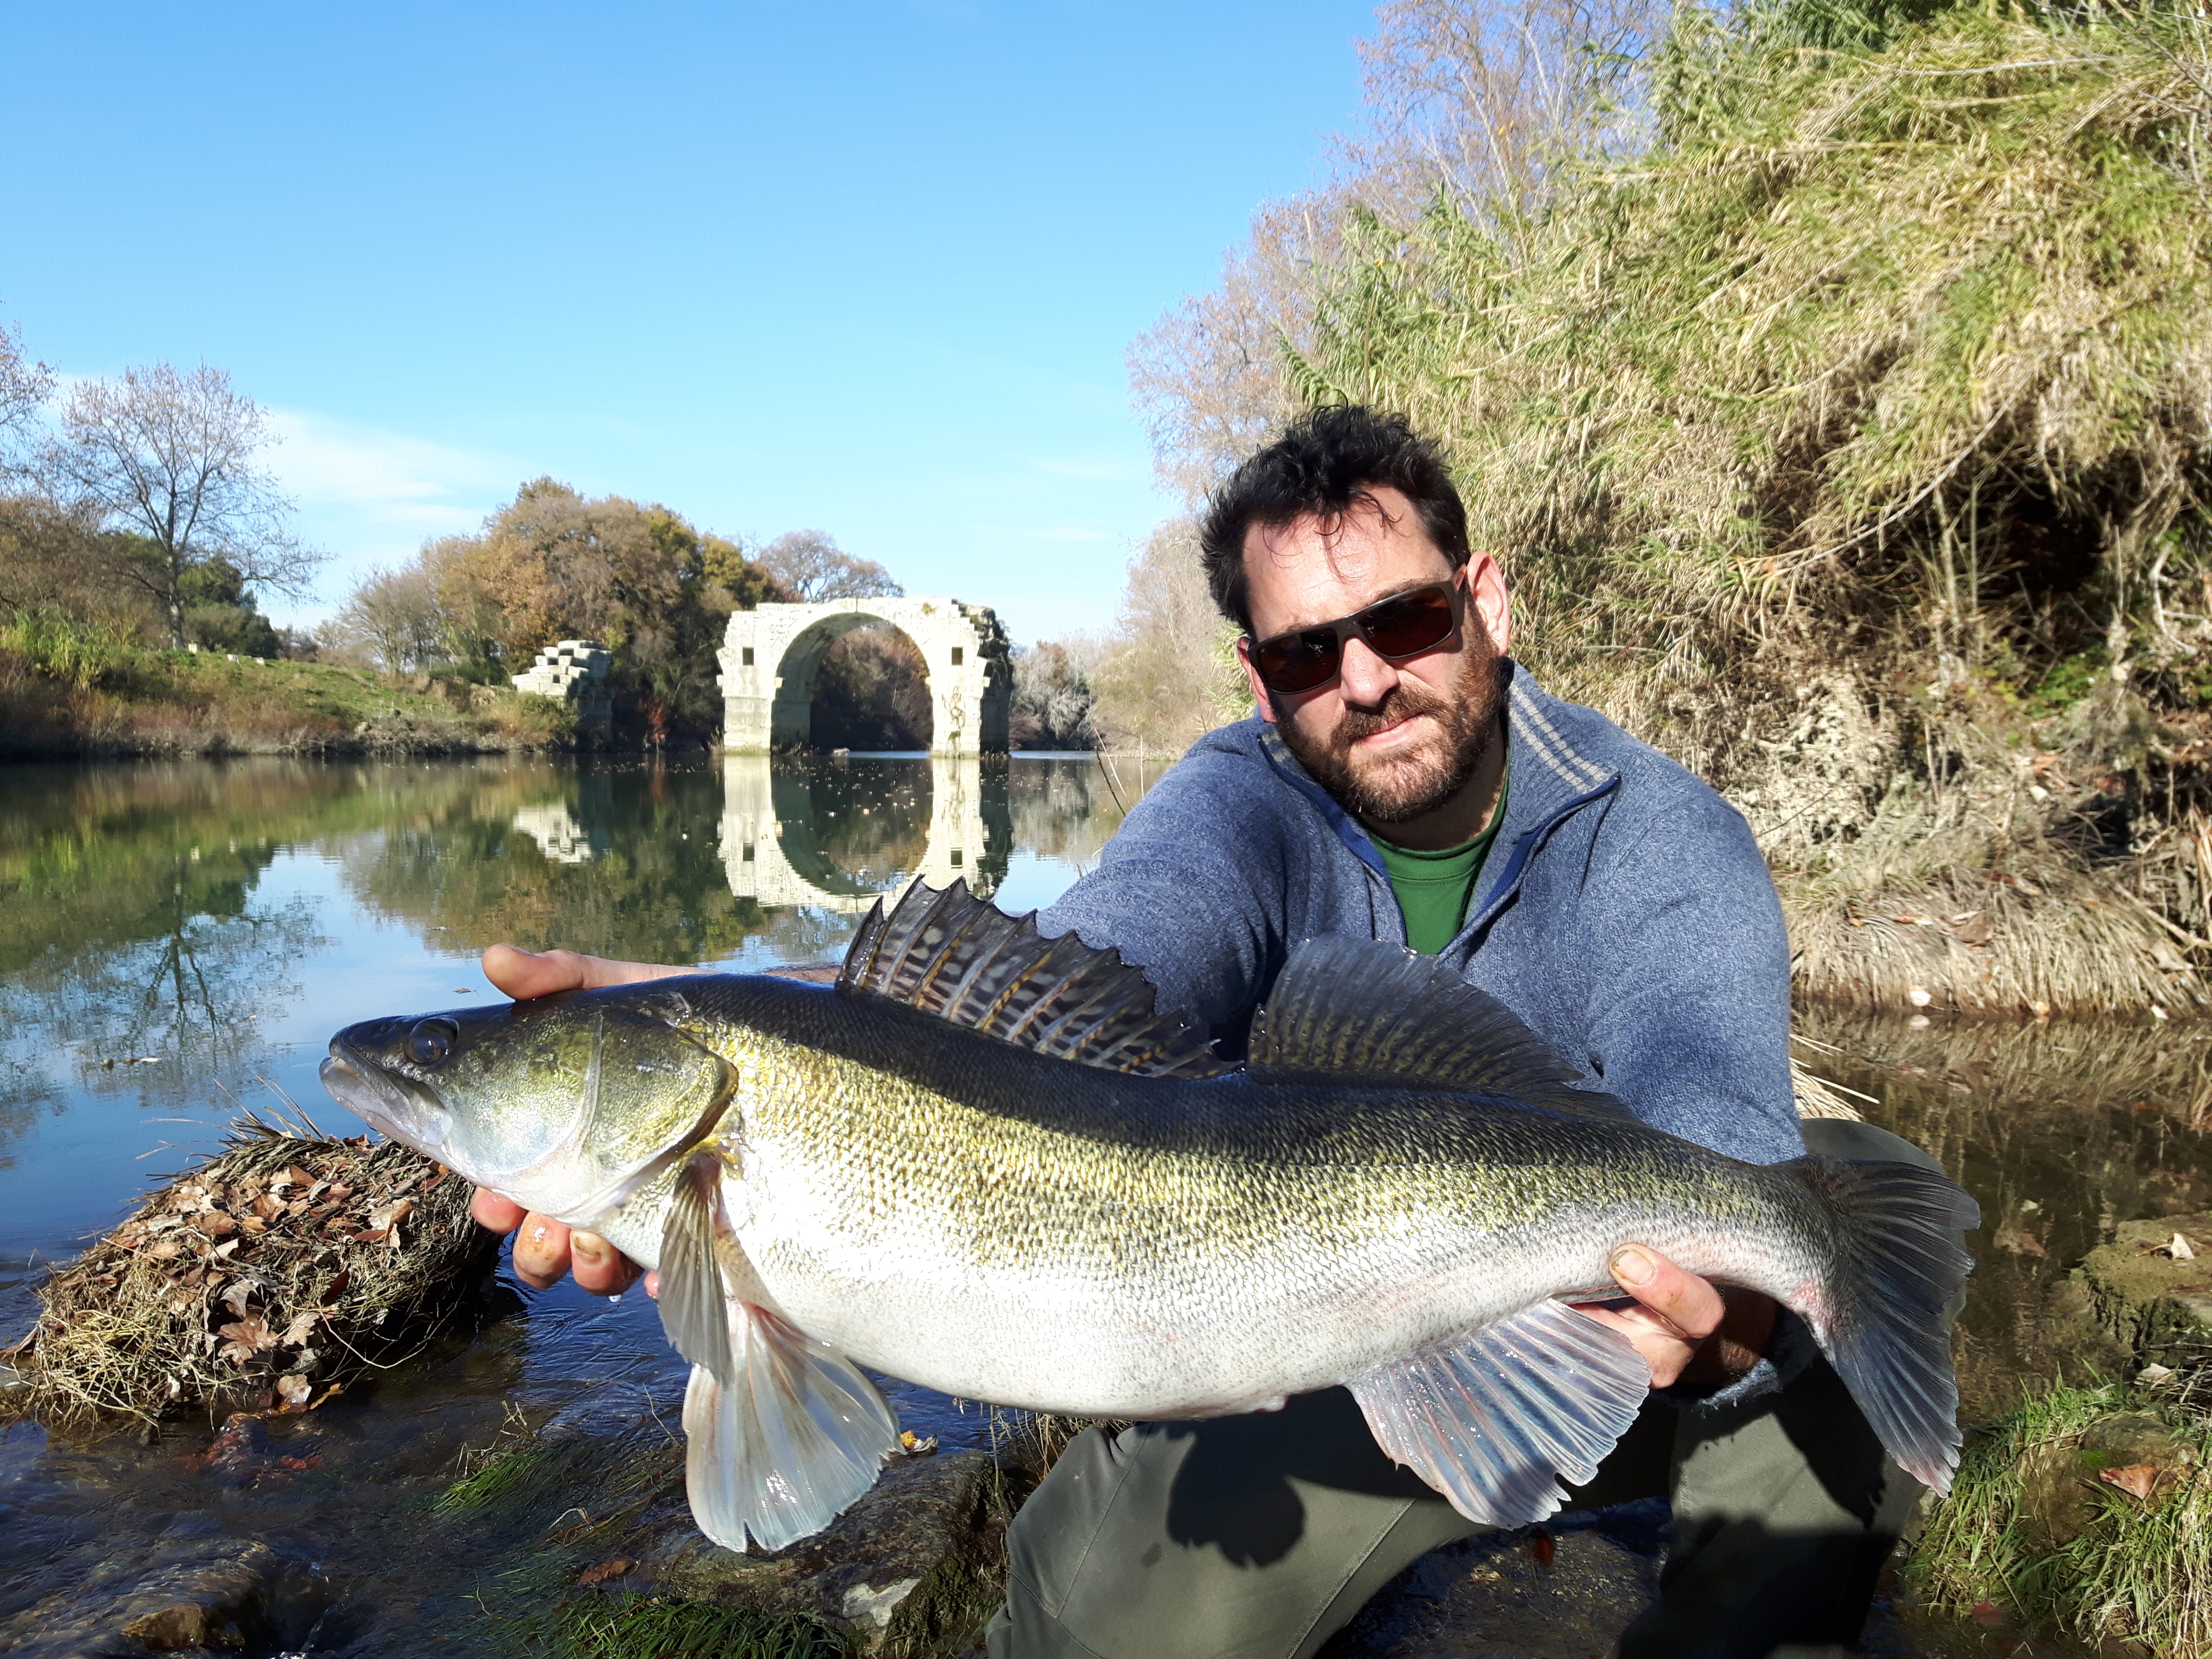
[473,408,1936,1657]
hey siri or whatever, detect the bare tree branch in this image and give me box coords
[38,361,324,647]
[756,529,903,602]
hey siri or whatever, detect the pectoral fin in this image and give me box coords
[682,1307,901,1553]
[1348,1298,1649,1528]
[655,1154,899,1552]
[657,1154,734,1384]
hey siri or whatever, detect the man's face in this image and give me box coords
[1237,486,1510,827]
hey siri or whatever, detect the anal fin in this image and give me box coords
[656,1154,900,1552]
[1348,1298,1649,1529]
[683,1307,901,1553]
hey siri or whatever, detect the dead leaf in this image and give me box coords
[368,1197,414,1231]
[2100,1464,2159,1502]
[1948,913,1996,948]
[220,1280,256,1316]
[236,1215,268,1236]
[576,1560,632,1586]
[218,1318,277,1352]
[252,1193,282,1222]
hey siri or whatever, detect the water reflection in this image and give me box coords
[719,753,1011,913]
[1799,1005,2212,1416]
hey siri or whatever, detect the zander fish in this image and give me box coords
[320,880,1976,1553]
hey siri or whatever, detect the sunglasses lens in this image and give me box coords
[1360,587,1457,659]
[1253,630,1343,696]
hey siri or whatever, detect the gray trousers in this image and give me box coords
[986,1120,1938,1659]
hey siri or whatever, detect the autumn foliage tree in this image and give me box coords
[334,479,786,740]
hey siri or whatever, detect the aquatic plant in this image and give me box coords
[551,1596,850,1659]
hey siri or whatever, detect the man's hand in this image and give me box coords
[467,944,689,1294]
[1573,1247,1777,1389]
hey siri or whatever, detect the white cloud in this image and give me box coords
[259,411,524,622]
[267,409,518,535]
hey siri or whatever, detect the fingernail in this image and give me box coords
[573,1233,606,1266]
[1611,1247,1656,1286]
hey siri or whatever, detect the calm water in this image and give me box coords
[2,755,2210,1653]
[0,753,1166,1655]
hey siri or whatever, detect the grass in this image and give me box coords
[0,614,571,756]
[1909,1379,2212,1654]
[551,1597,849,1659]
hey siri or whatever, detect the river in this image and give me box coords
[1,755,2206,1654]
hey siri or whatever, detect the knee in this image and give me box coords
[1799,1116,1943,1174]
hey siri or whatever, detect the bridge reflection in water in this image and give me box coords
[719,752,1013,914]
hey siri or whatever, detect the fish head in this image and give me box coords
[320,983,735,1220]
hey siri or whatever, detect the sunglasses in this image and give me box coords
[1245,577,1464,697]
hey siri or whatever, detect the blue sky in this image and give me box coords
[0,2,1375,644]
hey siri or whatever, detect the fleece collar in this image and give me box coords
[1253,661,1623,931]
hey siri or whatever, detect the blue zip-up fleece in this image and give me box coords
[1040,661,1804,1167]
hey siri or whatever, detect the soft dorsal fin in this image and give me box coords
[1248,935,1637,1121]
[838,878,1229,1080]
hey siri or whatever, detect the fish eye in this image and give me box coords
[406,1019,457,1067]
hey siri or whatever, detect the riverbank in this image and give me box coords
[0,637,572,758]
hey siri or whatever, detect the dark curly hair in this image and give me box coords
[1198,406,1471,636]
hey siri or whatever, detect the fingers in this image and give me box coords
[1569,1303,1699,1388]
[481,943,694,1000]
[468,1189,642,1297]
[510,1212,574,1289]
[1608,1246,1727,1342]
[569,1229,643,1296]
[470,1188,527,1233]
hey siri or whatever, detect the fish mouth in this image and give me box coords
[319,1041,450,1150]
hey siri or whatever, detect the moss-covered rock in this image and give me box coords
[600,1447,1013,1657]
[2074,1216,2212,1368]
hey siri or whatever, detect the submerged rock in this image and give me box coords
[0,1535,328,1659]
[606,1445,1013,1653]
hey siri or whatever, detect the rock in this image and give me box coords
[2018,1412,2197,1552]
[613,1447,1012,1654]
[1328,1520,1661,1659]
[0,1538,305,1658]
[2074,1214,2212,1366]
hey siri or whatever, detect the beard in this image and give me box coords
[1274,624,1502,827]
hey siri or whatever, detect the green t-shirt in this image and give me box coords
[1372,761,1510,955]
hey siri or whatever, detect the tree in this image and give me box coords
[756,529,903,602]
[39,362,322,648]
[329,563,444,678]
[1089,521,1250,751]
[0,317,55,478]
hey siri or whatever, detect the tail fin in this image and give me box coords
[1788,1156,1979,1494]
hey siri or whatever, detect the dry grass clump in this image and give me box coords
[1,1118,495,1425]
[1280,0,2212,1015]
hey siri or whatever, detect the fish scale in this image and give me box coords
[321,878,1976,1555]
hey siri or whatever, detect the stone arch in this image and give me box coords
[719,598,1011,754]
[719,753,1007,914]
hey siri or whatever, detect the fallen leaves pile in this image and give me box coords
[1,1122,498,1426]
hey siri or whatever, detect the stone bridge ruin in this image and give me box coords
[718,599,1011,753]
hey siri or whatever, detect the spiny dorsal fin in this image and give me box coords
[838,878,1228,1080]
[1248,935,1636,1121]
